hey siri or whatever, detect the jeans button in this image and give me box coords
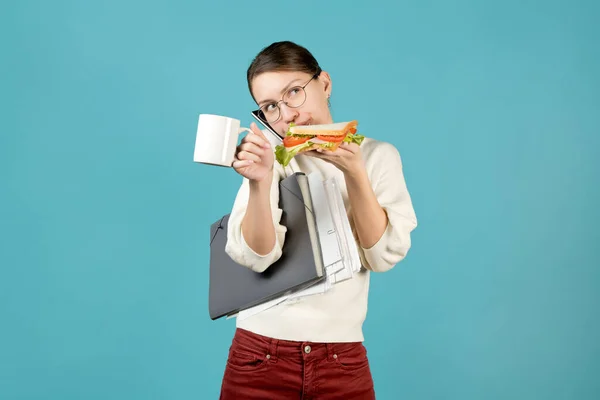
[304,345,311,354]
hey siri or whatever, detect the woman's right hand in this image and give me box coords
[232,122,274,182]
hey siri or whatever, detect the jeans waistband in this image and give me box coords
[232,328,363,362]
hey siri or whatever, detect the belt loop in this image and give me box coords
[268,338,279,362]
[326,343,336,361]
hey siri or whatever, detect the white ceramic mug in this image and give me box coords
[193,114,253,167]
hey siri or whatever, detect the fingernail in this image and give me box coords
[263,142,271,148]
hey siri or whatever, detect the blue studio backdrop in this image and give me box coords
[1,0,598,399]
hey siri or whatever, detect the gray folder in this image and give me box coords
[208,172,325,320]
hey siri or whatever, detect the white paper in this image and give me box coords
[286,261,341,300]
[286,281,327,299]
[307,173,342,267]
[236,295,290,321]
[332,182,362,273]
[323,177,362,282]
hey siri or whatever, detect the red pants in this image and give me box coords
[219,328,376,399]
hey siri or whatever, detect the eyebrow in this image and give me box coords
[257,79,304,107]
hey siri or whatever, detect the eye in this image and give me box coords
[287,87,301,97]
[263,103,277,113]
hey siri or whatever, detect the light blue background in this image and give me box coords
[1,0,598,399]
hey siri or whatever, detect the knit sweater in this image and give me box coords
[224,132,418,342]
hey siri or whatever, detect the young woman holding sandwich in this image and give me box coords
[219,41,418,399]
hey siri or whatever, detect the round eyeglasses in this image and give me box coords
[257,72,320,123]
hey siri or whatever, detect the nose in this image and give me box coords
[280,103,299,124]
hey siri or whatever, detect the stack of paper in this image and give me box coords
[233,172,362,321]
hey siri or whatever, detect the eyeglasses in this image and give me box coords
[257,70,321,123]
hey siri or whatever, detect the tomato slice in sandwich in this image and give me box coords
[316,135,345,142]
[283,136,310,147]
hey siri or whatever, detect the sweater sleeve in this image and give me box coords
[357,142,418,273]
[224,165,288,273]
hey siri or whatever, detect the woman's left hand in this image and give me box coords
[302,142,365,178]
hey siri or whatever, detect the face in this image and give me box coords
[251,70,333,137]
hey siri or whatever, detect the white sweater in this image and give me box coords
[224,132,418,343]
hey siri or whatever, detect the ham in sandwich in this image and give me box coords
[274,120,365,166]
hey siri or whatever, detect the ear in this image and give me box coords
[318,71,332,99]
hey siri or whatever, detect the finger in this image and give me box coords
[238,142,265,157]
[301,149,324,157]
[340,142,359,153]
[301,151,319,158]
[330,144,356,156]
[232,159,254,169]
[316,147,341,156]
[245,122,271,149]
[237,150,261,163]
[302,150,337,167]
[243,134,271,149]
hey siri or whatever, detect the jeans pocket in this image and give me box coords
[335,345,370,371]
[226,349,268,372]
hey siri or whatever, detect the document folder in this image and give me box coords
[208,172,325,320]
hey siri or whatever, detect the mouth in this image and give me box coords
[294,119,312,126]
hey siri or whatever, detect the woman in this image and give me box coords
[220,41,418,399]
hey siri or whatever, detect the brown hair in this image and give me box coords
[246,41,322,101]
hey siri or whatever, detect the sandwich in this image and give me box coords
[274,120,365,167]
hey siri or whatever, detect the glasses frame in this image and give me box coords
[256,69,322,124]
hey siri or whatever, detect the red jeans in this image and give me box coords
[219,328,376,399]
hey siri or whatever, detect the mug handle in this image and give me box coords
[229,127,254,166]
[238,127,253,136]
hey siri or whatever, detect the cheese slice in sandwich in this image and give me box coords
[274,120,365,167]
